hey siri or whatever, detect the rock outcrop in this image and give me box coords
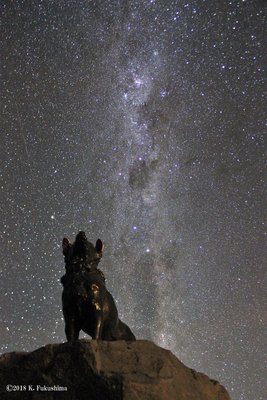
[0,340,231,400]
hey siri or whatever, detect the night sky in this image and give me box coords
[1,1,266,399]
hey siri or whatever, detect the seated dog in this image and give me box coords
[61,231,136,342]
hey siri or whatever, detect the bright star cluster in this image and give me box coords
[1,1,266,400]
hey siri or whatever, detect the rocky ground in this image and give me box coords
[0,340,231,400]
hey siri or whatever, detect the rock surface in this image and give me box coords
[0,340,231,400]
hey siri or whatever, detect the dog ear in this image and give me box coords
[62,238,71,255]
[95,239,104,254]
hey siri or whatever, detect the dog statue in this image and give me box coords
[61,231,136,342]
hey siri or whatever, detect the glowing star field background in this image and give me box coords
[1,1,266,399]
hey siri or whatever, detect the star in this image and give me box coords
[0,2,265,400]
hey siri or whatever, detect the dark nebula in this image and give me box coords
[1,1,266,400]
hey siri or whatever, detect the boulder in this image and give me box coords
[0,340,231,400]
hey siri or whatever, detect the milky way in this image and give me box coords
[1,1,266,399]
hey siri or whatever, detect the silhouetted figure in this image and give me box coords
[61,231,136,342]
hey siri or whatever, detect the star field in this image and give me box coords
[1,1,266,399]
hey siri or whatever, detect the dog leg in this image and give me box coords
[65,319,80,342]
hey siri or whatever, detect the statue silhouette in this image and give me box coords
[61,231,136,342]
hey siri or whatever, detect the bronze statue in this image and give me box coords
[61,231,136,342]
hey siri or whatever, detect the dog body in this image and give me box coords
[61,231,136,342]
